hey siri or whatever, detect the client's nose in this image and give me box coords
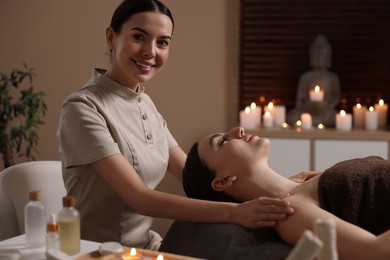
[228,127,244,139]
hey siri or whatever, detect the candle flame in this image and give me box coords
[264,111,271,117]
[379,99,384,106]
[282,122,288,128]
[314,85,320,92]
[356,103,361,109]
[130,248,137,256]
[369,106,375,112]
[296,120,302,126]
[268,102,274,109]
[157,255,164,260]
[245,106,250,114]
[318,123,325,129]
[250,102,257,109]
[340,110,346,116]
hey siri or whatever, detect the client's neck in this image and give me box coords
[227,167,299,201]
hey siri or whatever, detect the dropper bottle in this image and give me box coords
[46,213,59,254]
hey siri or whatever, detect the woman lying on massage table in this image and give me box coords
[182,127,390,260]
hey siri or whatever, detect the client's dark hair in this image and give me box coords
[182,143,239,203]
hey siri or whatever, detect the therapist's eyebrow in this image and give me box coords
[209,133,222,147]
[131,27,172,40]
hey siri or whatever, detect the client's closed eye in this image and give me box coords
[220,138,228,146]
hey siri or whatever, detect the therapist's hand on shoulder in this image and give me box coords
[230,196,294,229]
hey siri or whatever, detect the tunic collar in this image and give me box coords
[93,68,145,100]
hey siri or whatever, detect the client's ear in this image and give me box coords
[211,176,237,191]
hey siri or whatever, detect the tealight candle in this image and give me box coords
[122,248,140,260]
[309,85,324,102]
[352,103,366,129]
[300,113,312,130]
[263,111,273,128]
[365,106,378,131]
[336,110,352,131]
[374,99,388,128]
[317,123,325,130]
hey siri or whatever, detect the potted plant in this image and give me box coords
[0,63,47,168]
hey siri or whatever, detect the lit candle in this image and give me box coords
[273,105,286,127]
[250,102,262,127]
[309,85,324,102]
[239,104,261,129]
[264,101,274,115]
[121,248,140,260]
[374,99,388,128]
[300,113,312,130]
[365,106,378,131]
[263,111,273,128]
[352,103,366,129]
[157,255,164,260]
[336,110,352,131]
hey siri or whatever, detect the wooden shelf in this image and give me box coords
[246,127,390,141]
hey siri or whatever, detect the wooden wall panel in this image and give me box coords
[239,0,390,120]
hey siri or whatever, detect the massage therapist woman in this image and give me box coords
[57,0,310,250]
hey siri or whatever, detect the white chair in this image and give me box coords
[0,161,66,241]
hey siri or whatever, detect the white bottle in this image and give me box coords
[46,213,59,255]
[58,196,80,255]
[24,190,46,247]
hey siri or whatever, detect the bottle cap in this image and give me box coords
[47,213,58,233]
[29,190,41,201]
[62,196,75,207]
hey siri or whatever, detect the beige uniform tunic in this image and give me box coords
[57,69,177,249]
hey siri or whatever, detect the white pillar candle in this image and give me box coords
[273,105,286,127]
[352,103,366,129]
[365,106,378,131]
[250,102,262,127]
[336,110,352,131]
[240,107,256,129]
[263,111,273,128]
[239,103,262,129]
[264,102,274,114]
[374,99,388,128]
[300,113,312,130]
[309,85,324,102]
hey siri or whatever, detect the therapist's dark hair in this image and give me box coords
[110,0,174,33]
[182,143,239,203]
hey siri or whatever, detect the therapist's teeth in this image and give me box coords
[135,61,151,68]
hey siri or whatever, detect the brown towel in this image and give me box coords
[318,156,390,235]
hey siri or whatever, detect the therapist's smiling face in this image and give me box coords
[197,127,270,176]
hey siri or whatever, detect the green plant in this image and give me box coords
[0,63,47,168]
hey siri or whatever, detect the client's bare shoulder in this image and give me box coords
[275,175,322,244]
[289,174,320,205]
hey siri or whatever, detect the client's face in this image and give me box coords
[197,127,270,177]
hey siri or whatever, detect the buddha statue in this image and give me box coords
[287,34,341,126]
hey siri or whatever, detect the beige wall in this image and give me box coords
[0,0,239,237]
